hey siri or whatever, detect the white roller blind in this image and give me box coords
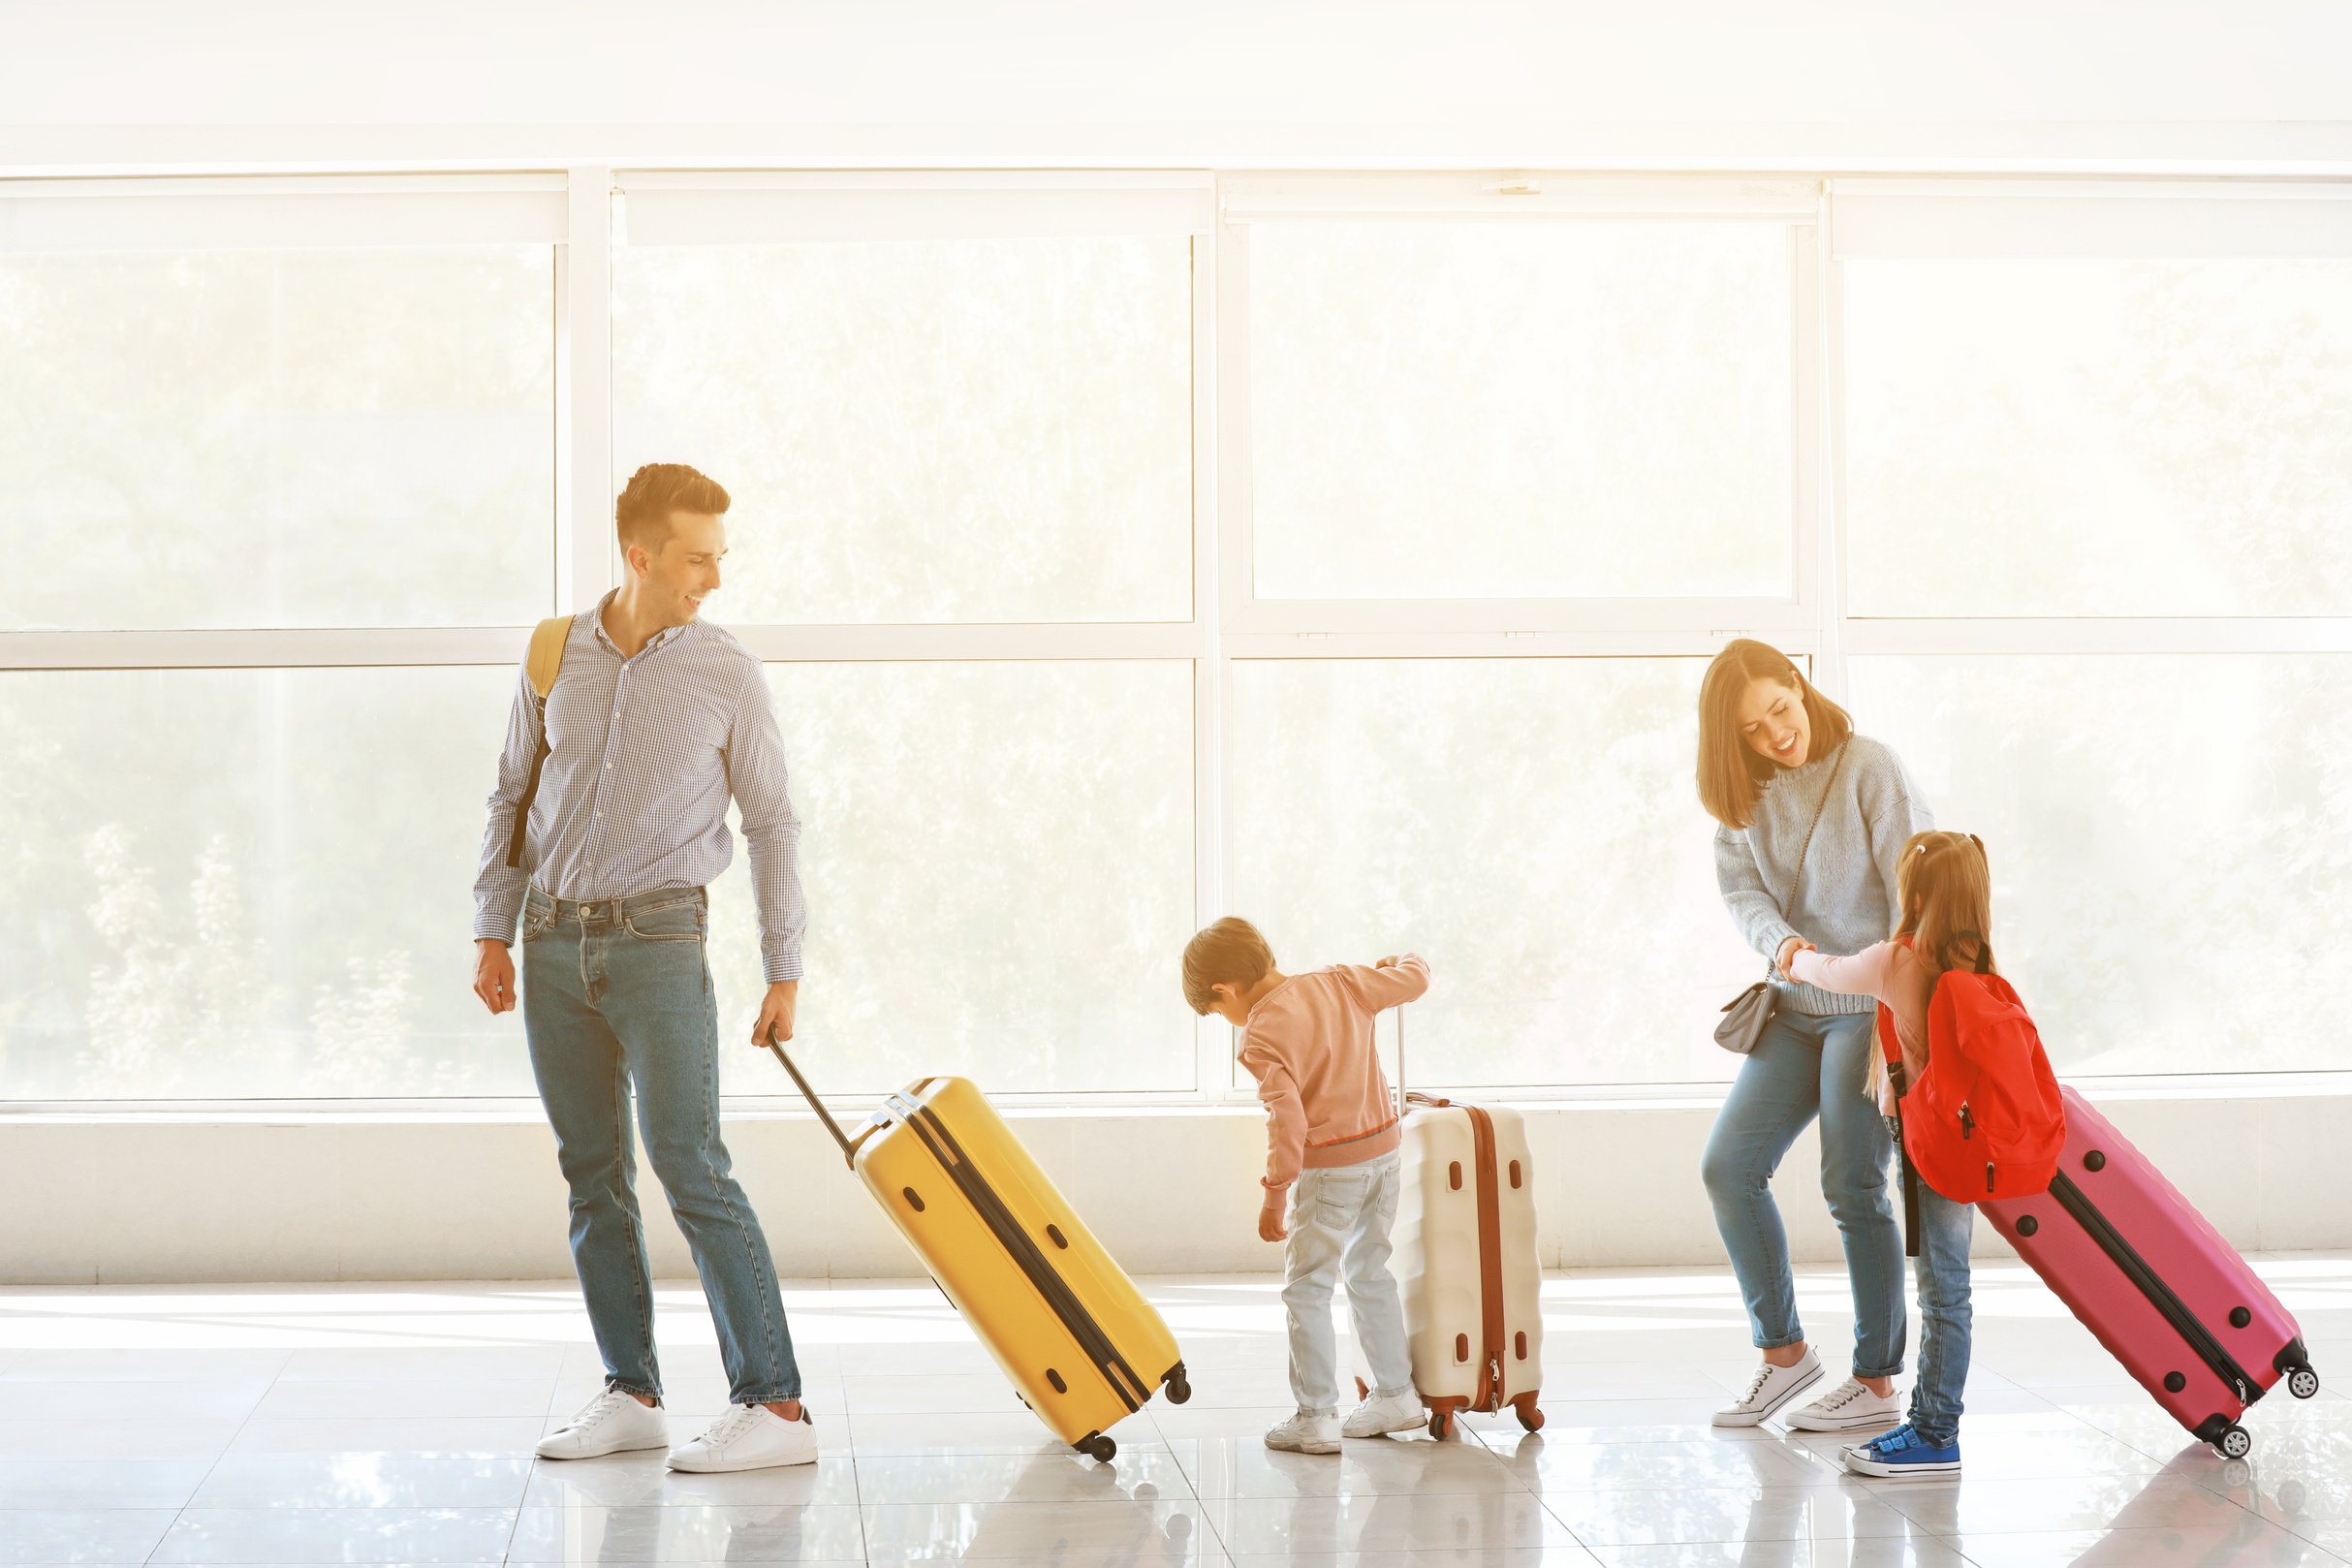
[0,174,567,252]
[615,171,1212,244]
[1832,178,2352,259]
[1221,173,1820,222]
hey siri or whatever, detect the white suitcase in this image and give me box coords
[1377,1011,1546,1437]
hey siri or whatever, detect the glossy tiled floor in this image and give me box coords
[2,1256,2347,1565]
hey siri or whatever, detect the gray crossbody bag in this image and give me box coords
[1713,742,1847,1055]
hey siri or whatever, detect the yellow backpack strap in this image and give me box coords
[504,615,574,871]
[524,614,572,701]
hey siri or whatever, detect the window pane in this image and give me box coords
[0,248,554,631]
[1227,658,1757,1087]
[1848,653,2352,1076]
[613,239,1193,624]
[704,661,1196,1095]
[0,667,529,1098]
[1247,222,1794,600]
[1844,259,2352,616]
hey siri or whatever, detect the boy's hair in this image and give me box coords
[1695,638,1856,830]
[1897,831,1997,982]
[616,462,731,553]
[1182,917,1275,1015]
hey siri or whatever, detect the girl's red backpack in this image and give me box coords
[1878,965,2065,1206]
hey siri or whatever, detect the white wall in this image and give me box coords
[6,1,2352,172]
[6,1087,2341,1285]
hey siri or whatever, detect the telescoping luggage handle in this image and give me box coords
[1389,1005,1452,1114]
[765,1038,886,1169]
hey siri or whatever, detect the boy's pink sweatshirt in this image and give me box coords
[1237,956,1429,1191]
[1789,941,1933,1091]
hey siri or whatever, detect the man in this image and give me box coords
[470,462,813,1473]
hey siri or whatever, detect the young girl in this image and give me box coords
[1787,830,1998,1478]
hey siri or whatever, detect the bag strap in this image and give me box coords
[1769,741,1848,979]
[524,613,571,700]
[503,615,575,871]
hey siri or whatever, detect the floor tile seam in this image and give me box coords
[1147,1407,1237,1561]
[146,1346,281,1568]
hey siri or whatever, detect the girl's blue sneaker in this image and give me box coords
[1841,1422,1960,1478]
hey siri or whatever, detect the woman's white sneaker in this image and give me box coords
[1711,1349,1824,1427]
[1786,1376,1904,1432]
[667,1403,819,1473]
[536,1387,669,1459]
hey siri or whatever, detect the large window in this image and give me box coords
[1832,180,2352,1082]
[1246,220,1795,601]
[4,171,2348,1105]
[0,176,564,1101]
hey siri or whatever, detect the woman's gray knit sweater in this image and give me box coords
[1712,733,1934,1017]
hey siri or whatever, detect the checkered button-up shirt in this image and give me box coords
[472,595,806,982]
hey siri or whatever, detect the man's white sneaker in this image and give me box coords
[1264,1410,1341,1455]
[1341,1390,1427,1439]
[536,1387,669,1460]
[1785,1376,1904,1432]
[1711,1349,1824,1427]
[667,1403,819,1473]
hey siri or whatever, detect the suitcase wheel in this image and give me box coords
[2214,1425,2252,1459]
[1076,1434,1117,1463]
[1164,1374,1192,1405]
[1513,1396,1545,1432]
[2288,1366,2321,1400]
[1427,1408,1456,1440]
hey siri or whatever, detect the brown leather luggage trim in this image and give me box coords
[1462,1102,1507,1412]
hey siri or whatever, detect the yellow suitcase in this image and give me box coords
[768,1046,1189,1461]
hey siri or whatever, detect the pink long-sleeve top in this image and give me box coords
[1789,941,1934,1096]
[1237,956,1430,1191]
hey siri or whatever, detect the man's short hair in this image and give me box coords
[1182,917,1276,1015]
[616,463,730,552]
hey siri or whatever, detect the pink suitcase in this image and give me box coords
[1981,1086,2320,1456]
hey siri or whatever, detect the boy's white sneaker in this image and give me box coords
[667,1403,820,1472]
[536,1387,669,1459]
[1712,1348,1824,1427]
[1264,1410,1342,1455]
[1342,1390,1427,1438]
[1785,1376,1904,1432]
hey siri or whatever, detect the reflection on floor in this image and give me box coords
[0,1257,2347,1565]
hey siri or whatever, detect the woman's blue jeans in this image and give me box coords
[520,884,800,1406]
[1701,1009,1906,1380]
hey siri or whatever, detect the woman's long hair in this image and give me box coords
[1695,639,1855,830]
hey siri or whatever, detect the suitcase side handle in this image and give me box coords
[766,1040,864,1169]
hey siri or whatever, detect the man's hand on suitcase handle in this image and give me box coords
[751,981,800,1049]
[1259,1188,1289,1243]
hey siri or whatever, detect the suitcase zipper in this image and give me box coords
[1461,1104,1507,1412]
[891,1095,1153,1414]
[2047,1171,2259,1406]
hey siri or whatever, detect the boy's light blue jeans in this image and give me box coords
[1700,1009,1907,1380]
[1907,1177,1974,1447]
[1284,1151,1417,1416]
[519,884,800,1407]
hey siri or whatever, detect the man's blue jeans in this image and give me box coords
[520,884,800,1406]
[1700,1009,1906,1380]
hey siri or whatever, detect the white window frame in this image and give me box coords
[7,168,2351,1115]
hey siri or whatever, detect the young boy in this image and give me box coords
[1182,917,1430,1454]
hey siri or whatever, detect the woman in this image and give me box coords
[1696,640,1933,1432]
